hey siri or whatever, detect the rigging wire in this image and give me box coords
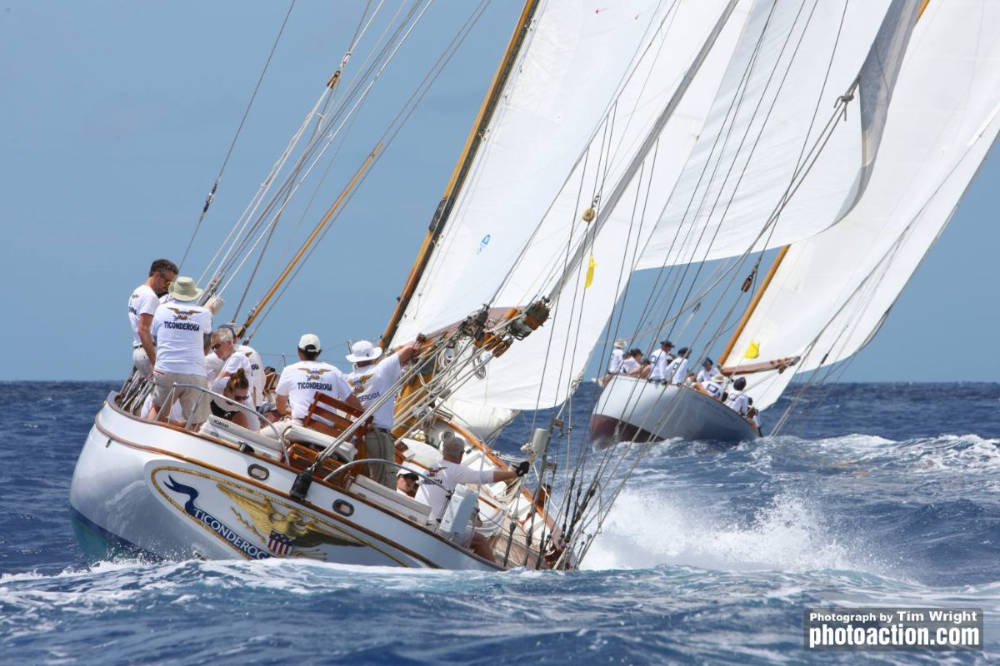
[179,0,298,271]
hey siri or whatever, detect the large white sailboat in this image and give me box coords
[69,0,998,570]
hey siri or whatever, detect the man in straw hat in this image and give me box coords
[148,276,212,427]
[345,338,422,488]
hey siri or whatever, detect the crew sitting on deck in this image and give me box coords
[148,276,212,427]
[647,340,675,382]
[209,368,256,429]
[704,374,726,401]
[725,376,751,417]
[128,258,178,377]
[620,349,644,376]
[346,338,422,489]
[415,432,528,562]
[696,357,721,385]
[274,333,361,424]
[206,328,251,390]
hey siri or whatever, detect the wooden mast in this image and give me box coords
[380,0,540,346]
[718,0,931,366]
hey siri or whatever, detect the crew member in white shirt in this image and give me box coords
[128,258,177,376]
[415,433,528,561]
[275,334,361,423]
[725,376,751,416]
[620,349,644,376]
[149,276,212,427]
[607,339,626,374]
[704,374,726,401]
[696,357,721,385]
[345,338,422,488]
[205,325,267,410]
[666,347,691,385]
[648,340,675,382]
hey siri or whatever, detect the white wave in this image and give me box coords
[583,488,872,574]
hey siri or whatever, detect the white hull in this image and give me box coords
[590,375,757,445]
[70,394,528,570]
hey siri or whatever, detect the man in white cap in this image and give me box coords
[345,338,421,488]
[148,276,212,426]
[128,258,177,376]
[415,432,528,561]
[275,333,360,423]
[396,463,421,498]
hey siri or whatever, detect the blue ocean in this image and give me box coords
[2,381,999,663]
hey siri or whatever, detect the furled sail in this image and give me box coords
[725,0,1000,410]
[636,0,910,269]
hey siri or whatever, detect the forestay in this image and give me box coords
[636,0,904,269]
[726,0,1000,409]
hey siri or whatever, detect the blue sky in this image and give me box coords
[0,1,996,382]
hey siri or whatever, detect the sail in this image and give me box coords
[726,0,1000,409]
[391,0,685,346]
[392,0,752,414]
[635,0,909,269]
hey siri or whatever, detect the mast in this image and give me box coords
[544,0,740,303]
[380,0,541,346]
[718,0,932,367]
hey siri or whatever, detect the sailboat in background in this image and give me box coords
[590,0,1000,444]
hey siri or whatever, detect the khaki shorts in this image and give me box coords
[153,372,209,424]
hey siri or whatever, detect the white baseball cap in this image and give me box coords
[298,333,321,352]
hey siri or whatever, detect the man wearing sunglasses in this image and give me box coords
[128,258,177,376]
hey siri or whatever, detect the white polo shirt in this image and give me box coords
[705,380,724,400]
[276,360,353,421]
[697,365,720,384]
[346,353,402,430]
[236,344,266,407]
[151,300,212,375]
[620,357,640,375]
[128,284,159,347]
[650,349,674,381]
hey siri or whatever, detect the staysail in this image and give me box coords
[725,0,1000,409]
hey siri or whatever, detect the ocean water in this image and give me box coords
[2,381,999,663]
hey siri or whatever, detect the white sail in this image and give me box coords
[726,0,1000,410]
[636,0,907,269]
[392,0,752,415]
[391,0,683,346]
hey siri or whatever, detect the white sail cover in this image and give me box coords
[636,0,904,269]
[726,0,1000,409]
[393,0,753,413]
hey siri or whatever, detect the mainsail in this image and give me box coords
[725,0,1000,410]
